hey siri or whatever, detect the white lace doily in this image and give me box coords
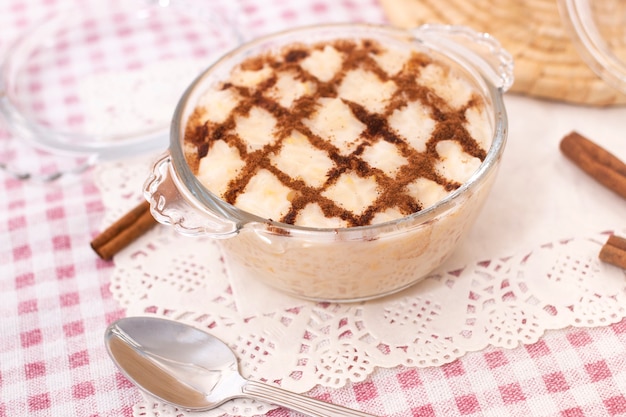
[94,155,626,417]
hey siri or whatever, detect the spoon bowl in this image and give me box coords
[105,316,377,417]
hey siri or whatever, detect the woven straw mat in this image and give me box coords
[379,0,626,106]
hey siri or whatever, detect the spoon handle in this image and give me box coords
[243,380,379,417]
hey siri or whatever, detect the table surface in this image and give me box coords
[2,1,626,417]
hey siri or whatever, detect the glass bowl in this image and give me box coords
[144,23,513,302]
[558,0,626,94]
[0,0,241,180]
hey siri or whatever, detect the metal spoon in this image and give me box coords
[105,316,378,417]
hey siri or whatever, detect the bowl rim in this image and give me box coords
[167,22,509,236]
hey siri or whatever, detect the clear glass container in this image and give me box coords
[0,0,241,181]
[558,0,626,94]
[144,23,514,302]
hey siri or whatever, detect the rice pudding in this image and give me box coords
[183,38,492,228]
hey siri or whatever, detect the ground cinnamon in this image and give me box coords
[184,39,490,227]
[559,131,626,199]
[90,200,157,261]
[599,235,626,270]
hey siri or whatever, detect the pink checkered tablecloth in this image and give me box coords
[2,1,626,417]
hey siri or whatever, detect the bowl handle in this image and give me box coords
[143,152,240,238]
[412,24,515,92]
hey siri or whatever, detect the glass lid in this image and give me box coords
[558,0,626,95]
[0,0,242,181]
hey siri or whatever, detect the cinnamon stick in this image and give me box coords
[559,131,626,199]
[91,200,157,261]
[599,235,626,270]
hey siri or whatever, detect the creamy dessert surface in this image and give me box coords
[184,38,492,228]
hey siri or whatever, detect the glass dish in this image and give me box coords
[558,0,626,94]
[144,23,514,302]
[0,0,241,181]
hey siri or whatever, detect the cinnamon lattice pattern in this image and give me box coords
[184,38,491,227]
